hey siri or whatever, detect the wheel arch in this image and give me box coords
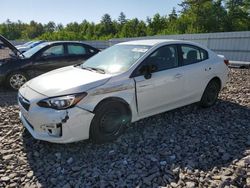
[5,70,29,89]
[93,97,132,118]
[90,97,133,142]
[209,76,222,90]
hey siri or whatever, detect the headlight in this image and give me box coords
[37,93,87,110]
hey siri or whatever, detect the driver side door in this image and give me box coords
[29,44,67,77]
[133,45,185,117]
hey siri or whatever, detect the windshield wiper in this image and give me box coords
[82,66,105,74]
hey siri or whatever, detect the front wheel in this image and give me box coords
[90,101,131,143]
[6,72,28,90]
[200,80,220,108]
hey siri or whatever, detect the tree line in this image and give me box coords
[0,0,249,41]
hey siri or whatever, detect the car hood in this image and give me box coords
[0,35,23,57]
[25,66,112,97]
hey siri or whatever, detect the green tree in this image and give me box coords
[56,24,64,31]
[65,22,80,33]
[121,18,147,37]
[23,21,44,39]
[118,12,127,25]
[147,13,166,35]
[99,14,115,37]
[177,0,228,33]
[224,0,250,30]
[0,19,22,39]
[44,21,56,33]
[169,8,178,21]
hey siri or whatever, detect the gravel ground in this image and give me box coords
[0,68,249,188]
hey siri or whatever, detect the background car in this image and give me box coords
[16,40,46,53]
[0,35,100,90]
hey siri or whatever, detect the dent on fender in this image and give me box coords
[91,84,134,96]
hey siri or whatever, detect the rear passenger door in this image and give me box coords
[65,44,94,66]
[178,44,211,102]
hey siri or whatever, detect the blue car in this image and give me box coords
[16,41,46,53]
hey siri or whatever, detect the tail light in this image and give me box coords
[224,59,229,66]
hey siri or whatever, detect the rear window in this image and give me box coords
[68,45,86,55]
[181,45,208,65]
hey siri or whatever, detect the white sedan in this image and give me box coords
[18,40,229,143]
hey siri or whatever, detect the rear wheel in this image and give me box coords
[200,80,220,107]
[6,72,28,90]
[90,101,131,143]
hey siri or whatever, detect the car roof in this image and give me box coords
[118,39,185,46]
[118,39,210,51]
[42,41,98,50]
[45,41,88,45]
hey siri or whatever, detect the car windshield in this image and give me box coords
[23,42,48,58]
[81,44,151,74]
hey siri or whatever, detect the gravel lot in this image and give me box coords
[0,68,249,188]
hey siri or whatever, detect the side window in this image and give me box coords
[68,45,86,55]
[144,45,178,72]
[42,45,64,57]
[181,45,208,65]
[200,48,208,60]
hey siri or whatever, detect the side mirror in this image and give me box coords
[139,64,157,80]
[36,53,50,61]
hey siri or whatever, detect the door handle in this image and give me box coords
[205,67,212,71]
[175,74,183,78]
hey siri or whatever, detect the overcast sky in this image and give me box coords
[0,0,182,25]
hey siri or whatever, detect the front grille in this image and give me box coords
[19,95,30,111]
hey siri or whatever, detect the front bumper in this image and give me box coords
[18,89,94,143]
[19,106,94,143]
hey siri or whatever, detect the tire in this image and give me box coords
[90,101,131,143]
[6,72,28,90]
[200,80,220,108]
